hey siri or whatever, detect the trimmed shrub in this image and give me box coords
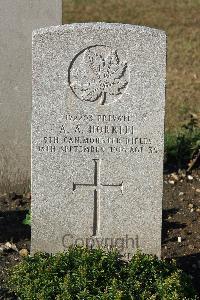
[8,247,198,300]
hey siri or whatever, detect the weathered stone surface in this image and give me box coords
[0,0,62,193]
[32,23,166,258]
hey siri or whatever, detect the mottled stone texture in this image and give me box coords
[0,0,62,193]
[32,23,166,258]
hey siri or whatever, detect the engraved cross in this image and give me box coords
[73,159,123,236]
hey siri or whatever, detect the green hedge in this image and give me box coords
[8,247,197,300]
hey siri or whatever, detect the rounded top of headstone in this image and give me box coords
[32,22,166,38]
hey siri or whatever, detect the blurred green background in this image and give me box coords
[62,0,200,132]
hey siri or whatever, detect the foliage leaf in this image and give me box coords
[72,47,128,104]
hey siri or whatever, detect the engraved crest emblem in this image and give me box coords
[68,45,129,105]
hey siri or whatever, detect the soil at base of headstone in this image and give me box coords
[0,169,200,299]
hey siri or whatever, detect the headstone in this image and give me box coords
[0,0,62,193]
[32,23,166,258]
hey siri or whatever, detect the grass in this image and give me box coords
[62,0,200,131]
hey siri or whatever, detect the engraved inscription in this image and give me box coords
[69,46,128,105]
[37,114,160,155]
[73,159,123,236]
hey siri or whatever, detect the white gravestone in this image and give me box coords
[0,0,62,193]
[32,23,166,258]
